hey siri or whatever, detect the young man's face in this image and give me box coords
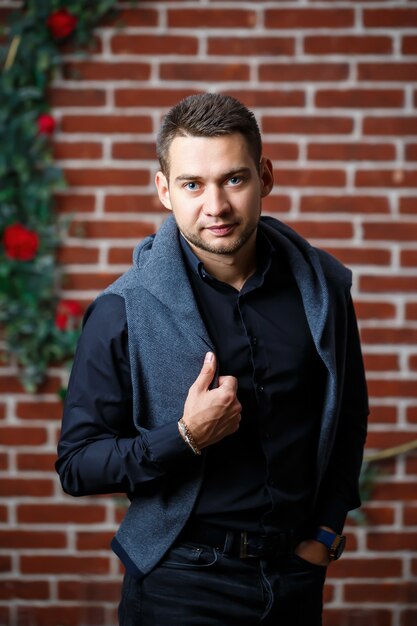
[155,133,273,260]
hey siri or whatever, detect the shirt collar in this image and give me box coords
[179,229,276,285]
[179,233,205,278]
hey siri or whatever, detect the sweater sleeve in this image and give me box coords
[56,294,193,498]
[314,296,369,534]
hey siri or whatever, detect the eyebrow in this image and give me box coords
[174,167,252,184]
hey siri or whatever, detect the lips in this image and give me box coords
[207,224,236,236]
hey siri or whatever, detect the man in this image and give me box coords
[56,93,368,626]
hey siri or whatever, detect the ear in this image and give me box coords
[259,157,274,198]
[155,171,172,211]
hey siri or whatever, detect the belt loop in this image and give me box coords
[289,528,296,553]
[223,530,234,555]
[240,531,249,558]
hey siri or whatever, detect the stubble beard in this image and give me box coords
[179,218,260,256]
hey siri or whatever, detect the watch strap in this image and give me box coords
[313,528,346,560]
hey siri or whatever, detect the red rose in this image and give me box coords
[38,113,56,135]
[55,300,83,331]
[47,8,77,40]
[3,224,40,261]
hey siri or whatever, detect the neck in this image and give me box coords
[189,233,257,291]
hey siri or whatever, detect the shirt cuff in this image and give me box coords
[142,420,196,467]
[316,499,349,535]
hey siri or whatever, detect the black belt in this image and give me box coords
[179,521,304,559]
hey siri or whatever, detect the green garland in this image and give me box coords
[0,1,120,392]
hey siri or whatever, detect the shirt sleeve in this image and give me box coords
[314,296,369,534]
[56,294,194,498]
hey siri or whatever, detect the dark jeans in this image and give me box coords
[119,540,327,626]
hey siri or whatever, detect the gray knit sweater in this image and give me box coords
[101,215,367,578]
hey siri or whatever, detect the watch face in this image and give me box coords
[332,535,346,560]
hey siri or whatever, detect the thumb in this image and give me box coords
[193,352,216,391]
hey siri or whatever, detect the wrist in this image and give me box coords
[313,527,346,561]
[295,539,331,567]
[178,418,201,456]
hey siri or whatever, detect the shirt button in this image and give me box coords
[251,337,258,346]
[257,384,264,393]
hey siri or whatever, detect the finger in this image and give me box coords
[218,375,238,392]
[193,352,216,392]
[230,413,242,433]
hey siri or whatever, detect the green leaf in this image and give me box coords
[0,0,136,391]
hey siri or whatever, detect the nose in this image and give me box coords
[204,185,230,216]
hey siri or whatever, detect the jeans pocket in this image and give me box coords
[291,553,328,574]
[159,541,219,570]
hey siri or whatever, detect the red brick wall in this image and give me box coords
[1,1,417,624]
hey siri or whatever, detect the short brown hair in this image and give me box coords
[156,93,262,176]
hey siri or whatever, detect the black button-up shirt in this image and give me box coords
[180,232,326,533]
[59,229,329,535]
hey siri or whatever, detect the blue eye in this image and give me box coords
[185,181,199,191]
[228,176,242,185]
